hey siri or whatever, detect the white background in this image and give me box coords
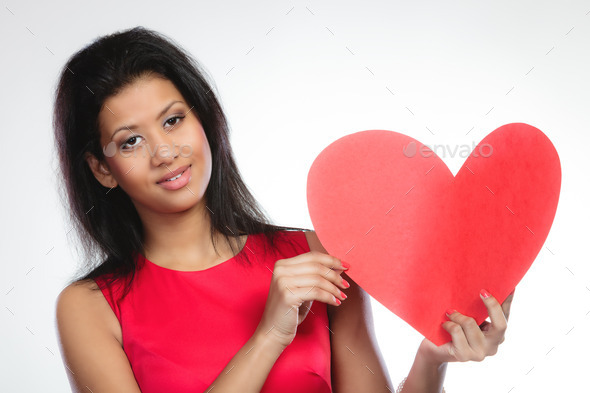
[1,1,589,392]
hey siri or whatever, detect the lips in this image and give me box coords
[157,164,191,183]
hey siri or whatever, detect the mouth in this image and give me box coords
[156,165,192,191]
[157,164,191,184]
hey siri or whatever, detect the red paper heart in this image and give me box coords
[307,123,561,345]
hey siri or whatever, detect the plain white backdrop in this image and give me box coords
[1,1,588,391]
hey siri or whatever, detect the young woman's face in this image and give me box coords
[91,75,212,215]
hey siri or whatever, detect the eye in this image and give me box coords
[164,115,185,129]
[121,135,143,150]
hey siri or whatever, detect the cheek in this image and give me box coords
[107,156,145,188]
[186,129,212,165]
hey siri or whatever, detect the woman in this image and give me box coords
[54,26,514,393]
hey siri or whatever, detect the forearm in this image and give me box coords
[399,341,447,393]
[205,329,285,393]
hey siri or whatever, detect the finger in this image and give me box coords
[288,285,342,306]
[501,289,516,322]
[278,251,349,271]
[277,261,350,289]
[480,289,508,336]
[286,274,347,301]
[441,318,471,361]
[446,310,486,353]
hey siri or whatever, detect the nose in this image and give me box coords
[149,129,179,167]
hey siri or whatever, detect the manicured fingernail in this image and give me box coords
[340,291,347,300]
[445,308,456,316]
[335,297,342,305]
[341,260,351,269]
[480,289,491,299]
[342,278,350,288]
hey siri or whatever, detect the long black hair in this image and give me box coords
[53,26,304,298]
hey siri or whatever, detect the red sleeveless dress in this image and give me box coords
[95,230,332,393]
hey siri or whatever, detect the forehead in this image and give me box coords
[98,76,184,134]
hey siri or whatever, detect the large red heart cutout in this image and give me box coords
[307,123,561,345]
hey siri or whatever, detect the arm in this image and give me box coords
[55,280,309,393]
[397,343,447,393]
[56,280,143,393]
[201,328,286,392]
[336,287,514,393]
[400,289,515,393]
[57,251,349,393]
[306,231,394,392]
[305,231,515,393]
[205,249,350,392]
[56,281,289,393]
[328,284,448,393]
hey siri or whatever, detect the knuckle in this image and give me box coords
[275,276,287,287]
[312,262,323,273]
[451,313,466,324]
[315,263,331,275]
[273,265,284,276]
[309,287,330,302]
[463,317,478,329]
[326,270,339,282]
[308,287,320,297]
[451,313,465,323]
[456,353,468,362]
[449,324,463,335]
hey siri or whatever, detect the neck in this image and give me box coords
[138,200,236,271]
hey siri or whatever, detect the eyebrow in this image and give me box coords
[110,100,184,140]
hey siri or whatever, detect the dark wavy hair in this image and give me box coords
[53,26,304,298]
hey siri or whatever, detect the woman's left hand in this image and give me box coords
[419,288,516,364]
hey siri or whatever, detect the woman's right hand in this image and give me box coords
[255,251,350,348]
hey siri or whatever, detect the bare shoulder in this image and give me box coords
[56,279,122,345]
[304,230,329,253]
[55,280,139,392]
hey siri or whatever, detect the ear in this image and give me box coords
[85,152,118,189]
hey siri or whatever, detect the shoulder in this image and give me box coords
[56,279,122,346]
[303,230,328,253]
[55,280,140,392]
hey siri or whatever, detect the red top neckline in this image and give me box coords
[139,234,252,273]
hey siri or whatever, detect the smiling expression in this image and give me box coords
[90,74,212,215]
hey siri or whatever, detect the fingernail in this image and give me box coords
[342,278,350,288]
[445,308,456,316]
[480,289,491,299]
[340,291,347,300]
[341,260,351,269]
[335,297,342,305]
